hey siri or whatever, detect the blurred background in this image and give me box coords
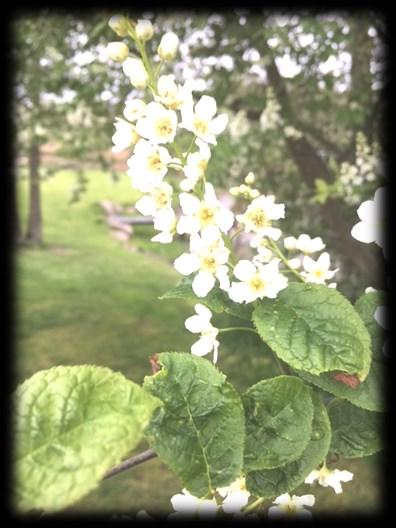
[13,9,386,515]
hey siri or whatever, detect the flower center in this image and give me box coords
[249,274,265,292]
[247,209,269,229]
[313,268,325,279]
[194,118,209,135]
[198,206,216,225]
[148,153,163,172]
[198,158,208,173]
[155,117,174,137]
[154,190,170,208]
[201,255,217,272]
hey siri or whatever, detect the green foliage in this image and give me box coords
[246,393,331,498]
[252,283,372,380]
[329,399,383,458]
[143,352,245,497]
[14,365,161,512]
[243,376,314,470]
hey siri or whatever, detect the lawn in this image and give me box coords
[15,168,382,516]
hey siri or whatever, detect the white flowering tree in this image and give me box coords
[12,14,386,519]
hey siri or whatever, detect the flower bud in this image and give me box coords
[136,19,154,41]
[122,57,149,89]
[108,15,131,37]
[158,32,179,61]
[106,42,129,62]
[245,172,255,185]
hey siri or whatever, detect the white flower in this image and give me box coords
[105,42,129,62]
[174,228,230,298]
[180,139,211,191]
[169,488,218,519]
[122,57,149,89]
[155,74,193,110]
[283,236,297,250]
[135,101,177,144]
[123,99,146,122]
[177,182,234,236]
[152,208,176,244]
[244,172,255,185]
[296,234,325,254]
[288,257,301,269]
[228,259,288,304]
[179,95,229,145]
[112,119,139,153]
[185,304,220,363]
[301,252,338,284]
[250,235,273,263]
[135,181,173,217]
[351,187,386,256]
[158,32,179,61]
[268,493,315,519]
[135,19,154,41]
[236,195,285,240]
[217,477,250,513]
[108,15,130,37]
[305,466,353,494]
[127,139,171,192]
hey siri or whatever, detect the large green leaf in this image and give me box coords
[160,277,253,320]
[14,366,161,513]
[252,283,371,380]
[329,399,383,458]
[143,352,245,497]
[243,376,314,470]
[246,393,331,498]
[297,290,386,412]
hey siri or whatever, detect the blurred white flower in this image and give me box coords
[123,99,146,122]
[108,15,130,37]
[351,187,386,257]
[217,477,250,513]
[155,74,193,110]
[268,493,315,518]
[169,488,218,519]
[236,195,285,240]
[135,181,173,217]
[305,466,353,494]
[228,259,288,303]
[152,208,176,244]
[177,183,234,236]
[180,139,211,191]
[302,252,338,284]
[127,139,171,191]
[105,42,129,62]
[185,304,220,363]
[283,234,325,253]
[180,95,228,145]
[244,172,255,185]
[111,119,139,153]
[158,32,179,61]
[135,19,154,41]
[122,57,149,89]
[135,101,178,144]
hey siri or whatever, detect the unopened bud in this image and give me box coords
[108,15,131,37]
[106,42,129,62]
[122,58,149,89]
[158,32,179,61]
[245,172,255,185]
[136,19,154,41]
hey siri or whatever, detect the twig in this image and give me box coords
[102,448,157,480]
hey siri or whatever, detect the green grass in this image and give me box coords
[15,169,382,516]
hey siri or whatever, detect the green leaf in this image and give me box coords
[246,393,331,498]
[297,291,386,412]
[143,352,245,497]
[160,277,252,320]
[243,376,314,470]
[328,399,383,458]
[14,366,161,513]
[252,283,371,380]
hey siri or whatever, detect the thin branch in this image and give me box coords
[102,448,157,481]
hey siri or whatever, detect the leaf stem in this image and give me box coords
[102,448,157,480]
[267,238,305,282]
[243,497,265,513]
[218,327,258,335]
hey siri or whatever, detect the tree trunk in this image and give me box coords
[25,142,42,244]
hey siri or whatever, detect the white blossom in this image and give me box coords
[185,304,220,363]
[105,42,129,62]
[250,236,273,263]
[283,234,325,253]
[228,259,288,303]
[135,19,154,41]
[123,99,146,122]
[127,139,171,191]
[268,493,315,519]
[301,252,338,284]
[217,477,250,513]
[174,228,230,298]
[179,95,228,145]
[158,32,179,61]
[236,195,285,240]
[152,208,176,244]
[135,101,178,144]
[177,183,234,236]
[112,119,139,153]
[305,466,353,494]
[135,181,173,217]
[180,139,211,191]
[122,57,149,89]
[169,489,218,519]
[351,187,386,257]
[108,15,130,37]
[155,74,193,110]
[244,172,255,185]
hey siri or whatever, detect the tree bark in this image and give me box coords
[25,142,42,244]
